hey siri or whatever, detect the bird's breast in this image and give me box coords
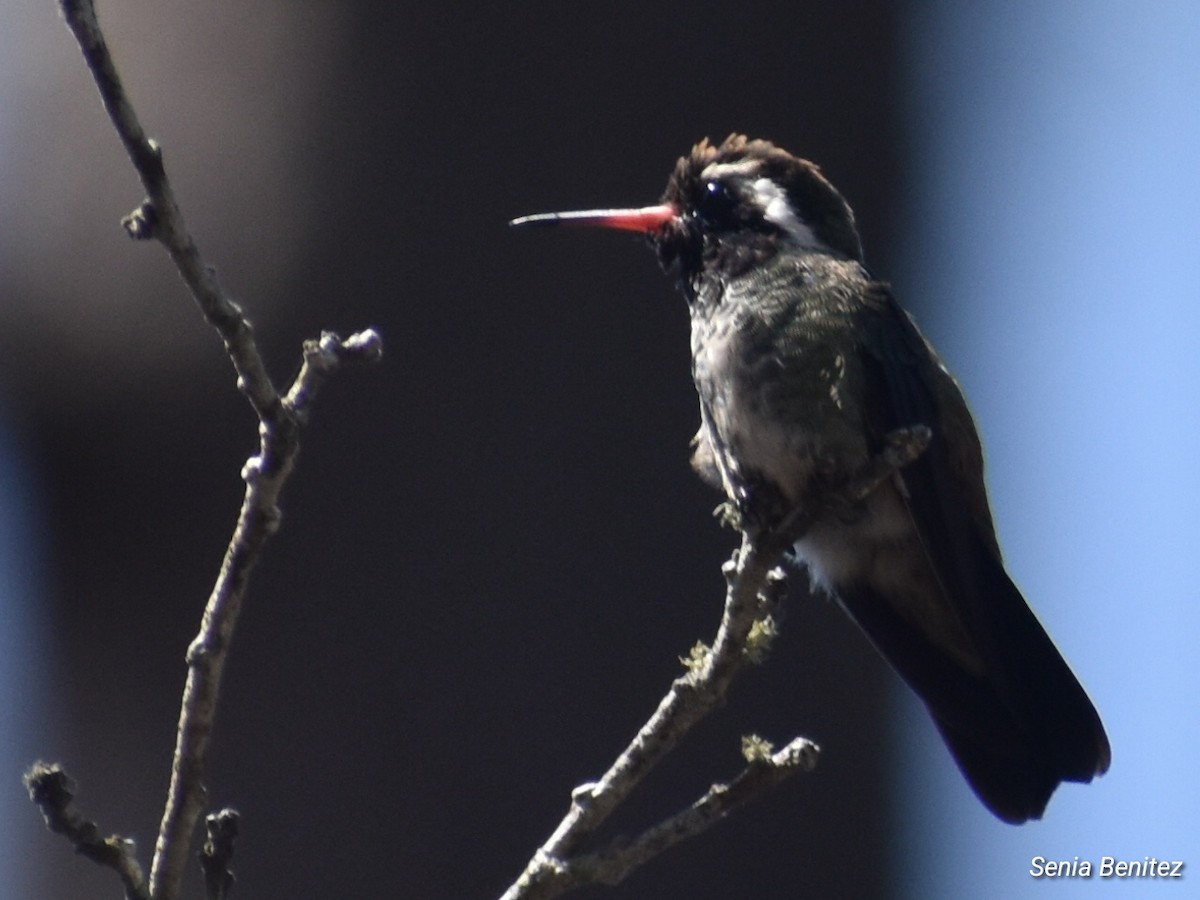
[690,303,868,507]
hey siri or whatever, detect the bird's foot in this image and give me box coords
[732,477,793,538]
[754,425,933,552]
[713,500,744,532]
[846,425,932,502]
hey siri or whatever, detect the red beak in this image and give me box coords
[510,204,677,234]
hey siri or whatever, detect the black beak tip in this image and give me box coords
[510,213,557,228]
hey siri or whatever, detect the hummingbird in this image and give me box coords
[511,134,1110,823]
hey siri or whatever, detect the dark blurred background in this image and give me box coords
[2,2,1196,898]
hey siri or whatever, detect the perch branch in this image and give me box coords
[499,533,800,900]
[53,3,384,900]
[500,424,929,899]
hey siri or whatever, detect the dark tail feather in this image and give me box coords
[838,556,1109,823]
[932,716,1061,823]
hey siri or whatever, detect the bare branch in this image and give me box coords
[152,328,380,900]
[24,762,151,900]
[52,4,384,900]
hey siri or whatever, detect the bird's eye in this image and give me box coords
[698,179,736,224]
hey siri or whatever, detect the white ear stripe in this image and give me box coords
[751,177,820,248]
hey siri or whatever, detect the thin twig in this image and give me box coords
[59,0,278,420]
[571,736,820,888]
[24,762,151,900]
[199,808,240,900]
[53,3,384,899]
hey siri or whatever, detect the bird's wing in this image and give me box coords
[849,283,1110,818]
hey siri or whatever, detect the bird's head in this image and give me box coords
[511,134,863,284]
